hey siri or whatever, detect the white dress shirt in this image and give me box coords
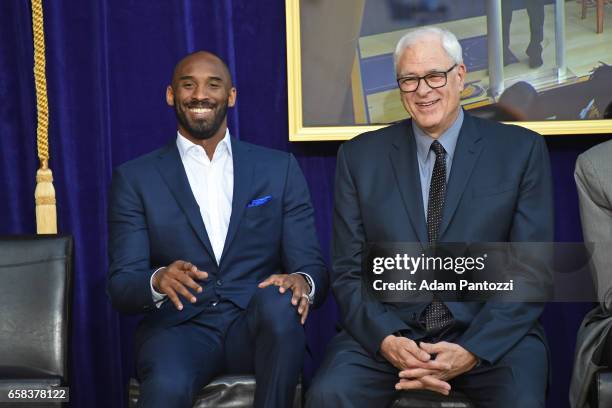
[177,129,234,263]
[151,130,314,304]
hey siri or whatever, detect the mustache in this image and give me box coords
[186,100,216,109]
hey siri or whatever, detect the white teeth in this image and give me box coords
[190,108,212,113]
[418,101,436,107]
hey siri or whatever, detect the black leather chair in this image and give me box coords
[592,370,612,408]
[587,330,612,408]
[128,375,302,408]
[390,390,474,408]
[0,235,73,407]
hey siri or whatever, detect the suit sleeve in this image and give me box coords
[456,134,554,364]
[107,167,158,315]
[575,152,612,313]
[280,154,329,307]
[332,144,410,356]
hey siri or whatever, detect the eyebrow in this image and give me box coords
[399,68,448,77]
[177,75,224,82]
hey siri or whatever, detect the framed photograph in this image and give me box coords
[286,0,612,141]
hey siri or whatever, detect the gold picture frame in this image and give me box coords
[286,0,612,142]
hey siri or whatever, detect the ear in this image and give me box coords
[456,64,467,91]
[166,85,175,106]
[228,87,237,108]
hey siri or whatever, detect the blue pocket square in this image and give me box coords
[247,195,272,208]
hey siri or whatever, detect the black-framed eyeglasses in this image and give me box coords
[397,64,457,93]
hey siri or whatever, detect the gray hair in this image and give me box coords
[393,27,463,74]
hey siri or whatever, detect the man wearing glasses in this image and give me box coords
[306,27,553,407]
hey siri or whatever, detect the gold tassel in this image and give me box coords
[31,0,57,234]
[35,160,57,234]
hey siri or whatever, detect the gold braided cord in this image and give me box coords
[31,0,57,233]
[32,0,49,167]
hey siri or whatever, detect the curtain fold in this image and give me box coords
[0,0,38,233]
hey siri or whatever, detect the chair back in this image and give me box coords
[0,235,73,382]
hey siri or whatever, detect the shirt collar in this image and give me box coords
[176,129,233,160]
[413,109,464,163]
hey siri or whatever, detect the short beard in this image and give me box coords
[175,101,228,140]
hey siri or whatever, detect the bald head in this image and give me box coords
[166,50,237,145]
[171,51,233,88]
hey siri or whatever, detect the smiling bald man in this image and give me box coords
[107,51,328,408]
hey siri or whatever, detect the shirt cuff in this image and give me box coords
[292,272,315,304]
[151,267,167,308]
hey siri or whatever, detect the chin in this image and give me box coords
[414,115,442,131]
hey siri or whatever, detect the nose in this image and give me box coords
[192,85,208,100]
[416,79,433,96]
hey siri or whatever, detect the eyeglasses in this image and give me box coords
[396,64,457,93]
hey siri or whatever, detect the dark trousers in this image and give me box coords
[136,286,304,408]
[502,0,546,57]
[306,330,547,408]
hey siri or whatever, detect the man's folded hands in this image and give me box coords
[380,335,477,395]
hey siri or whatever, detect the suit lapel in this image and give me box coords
[440,114,484,237]
[220,138,255,263]
[155,142,215,259]
[389,122,428,243]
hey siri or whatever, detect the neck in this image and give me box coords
[179,123,227,160]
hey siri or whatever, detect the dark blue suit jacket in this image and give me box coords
[332,112,553,364]
[107,136,328,348]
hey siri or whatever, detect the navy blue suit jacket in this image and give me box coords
[332,112,553,364]
[107,136,328,348]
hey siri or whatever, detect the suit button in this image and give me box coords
[216,279,223,286]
